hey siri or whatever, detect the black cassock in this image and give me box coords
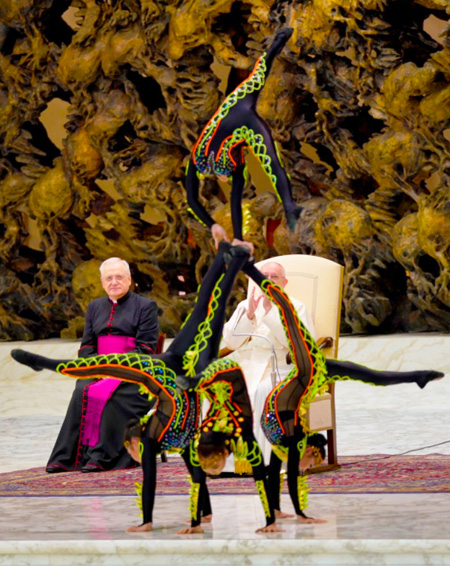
[46,291,159,473]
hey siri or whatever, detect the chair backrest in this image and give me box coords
[248,255,344,358]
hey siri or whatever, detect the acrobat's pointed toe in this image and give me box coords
[416,370,445,389]
[286,205,303,232]
[11,349,44,371]
[270,27,294,56]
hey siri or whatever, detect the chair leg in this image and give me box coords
[327,429,337,466]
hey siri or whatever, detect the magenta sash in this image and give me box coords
[81,335,137,447]
[97,335,136,355]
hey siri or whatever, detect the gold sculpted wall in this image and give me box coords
[0,0,449,339]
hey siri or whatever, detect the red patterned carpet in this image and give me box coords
[1,454,449,497]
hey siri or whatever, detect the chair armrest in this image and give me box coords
[219,347,234,358]
[317,336,334,350]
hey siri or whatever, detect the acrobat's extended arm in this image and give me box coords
[185,157,216,230]
[267,436,307,520]
[243,430,278,531]
[126,436,158,533]
[266,428,326,524]
[177,442,211,534]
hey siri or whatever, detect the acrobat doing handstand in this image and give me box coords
[11,242,283,534]
[207,262,445,522]
[185,27,301,251]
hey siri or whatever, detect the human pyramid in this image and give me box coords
[11,28,444,535]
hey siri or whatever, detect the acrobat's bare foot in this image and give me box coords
[176,525,204,535]
[126,522,153,533]
[416,370,445,389]
[256,522,285,533]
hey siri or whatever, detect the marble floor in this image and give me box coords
[1,334,450,565]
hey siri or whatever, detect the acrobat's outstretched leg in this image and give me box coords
[326,359,444,389]
[229,28,300,229]
[170,244,251,375]
[243,262,445,393]
[264,27,294,72]
[11,349,64,372]
[230,28,294,111]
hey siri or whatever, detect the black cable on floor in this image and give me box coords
[342,438,450,465]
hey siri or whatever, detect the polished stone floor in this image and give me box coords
[1,334,450,565]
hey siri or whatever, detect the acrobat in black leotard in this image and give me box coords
[177,357,276,529]
[185,27,301,240]
[11,242,253,531]
[243,262,444,519]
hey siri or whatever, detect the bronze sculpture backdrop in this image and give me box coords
[0,0,449,340]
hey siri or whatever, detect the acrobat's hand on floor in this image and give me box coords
[297,514,327,524]
[126,522,152,533]
[176,525,204,535]
[256,522,285,533]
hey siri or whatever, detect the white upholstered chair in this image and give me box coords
[248,254,344,471]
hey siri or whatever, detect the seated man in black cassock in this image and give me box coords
[46,257,159,473]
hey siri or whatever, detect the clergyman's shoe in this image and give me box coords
[45,466,66,474]
[81,465,103,473]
